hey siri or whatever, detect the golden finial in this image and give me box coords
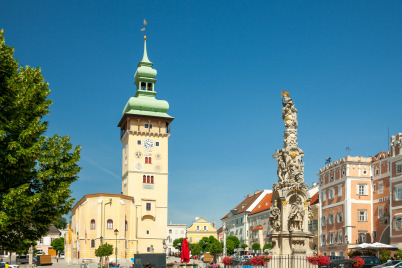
[281,90,290,97]
[144,36,147,40]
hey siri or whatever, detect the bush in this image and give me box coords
[348,250,362,258]
[240,243,248,250]
[263,243,272,251]
[396,249,402,260]
[379,249,391,263]
[251,243,260,251]
[362,249,376,257]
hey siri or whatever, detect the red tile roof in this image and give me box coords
[310,192,319,205]
[221,191,263,219]
[250,193,273,214]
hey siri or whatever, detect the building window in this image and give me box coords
[322,215,327,226]
[329,213,334,225]
[91,239,95,248]
[330,176,334,182]
[196,226,200,231]
[203,226,208,231]
[328,188,334,200]
[395,216,402,231]
[145,157,152,164]
[358,231,367,243]
[378,207,384,218]
[373,184,377,192]
[143,175,146,183]
[357,184,368,195]
[337,211,343,223]
[337,231,343,243]
[146,230,150,235]
[137,140,141,145]
[338,184,342,197]
[397,164,402,174]
[375,169,379,175]
[124,156,127,166]
[169,229,172,234]
[124,142,127,153]
[396,188,402,201]
[90,219,96,229]
[379,181,383,194]
[308,221,312,231]
[196,237,200,243]
[125,220,128,231]
[146,203,151,211]
[339,251,344,257]
[322,190,326,202]
[358,210,368,222]
[144,123,149,128]
[342,170,345,176]
[107,219,113,229]
[373,231,377,238]
[143,175,154,184]
[363,169,368,175]
[189,237,193,242]
[156,142,159,146]
[51,238,55,242]
[313,220,318,230]
[321,233,327,245]
[40,238,43,244]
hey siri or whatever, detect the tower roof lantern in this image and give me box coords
[134,36,157,83]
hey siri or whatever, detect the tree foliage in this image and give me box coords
[241,243,248,250]
[173,238,184,251]
[263,243,272,251]
[53,216,68,229]
[50,237,64,254]
[251,243,260,250]
[199,236,219,253]
[209,241,223,256]
[95,243,114,257]
[0,30,81,253]
[189,243,202,256]
[226,235,240,255]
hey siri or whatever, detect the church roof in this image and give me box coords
[72,193,134,211]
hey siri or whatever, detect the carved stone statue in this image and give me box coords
[269,200,281,232]
[288,196,305,232]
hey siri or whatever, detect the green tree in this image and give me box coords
[209,241,223,256]
[189,243,202,256]
[199,236,219,253]
[396,249,402,260]
[53,216,68,229]
[0,30,81,253]
[226,235,240,255]
[95,243,114,268]
[262,243,272,251]
[50,237,64,255]
[173,238,184,251]
[241,243,248,250]
[251,243,260,251]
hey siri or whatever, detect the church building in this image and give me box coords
[66,35,174,262]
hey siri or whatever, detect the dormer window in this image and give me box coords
[141,82,146,90]
[147,83,153,91]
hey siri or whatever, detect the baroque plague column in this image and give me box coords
[268,91,314,256]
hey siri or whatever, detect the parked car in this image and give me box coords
[16,255,29,265]
[360,256,382,268]
[374,260,402,268]
[0,262,19,268]
[59,253,65,259]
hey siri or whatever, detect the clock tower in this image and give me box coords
[118,36,174,253]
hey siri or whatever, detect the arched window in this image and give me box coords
[141,82,146,90]
[151,176,154,184]
[107,219,113,229]
[147,176,150,183]
[125,220,128,231]
[147,83,152,91]
[143,175,146,183]
[169,229,172,234]
[91,239,95,248]
[145,157,149,164]
[90,219,95,229]
[149,157,152,164]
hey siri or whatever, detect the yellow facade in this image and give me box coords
[186,218,217,243]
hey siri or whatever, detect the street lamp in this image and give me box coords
[114,229,119,265]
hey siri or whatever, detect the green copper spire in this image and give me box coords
[122,36,173,119]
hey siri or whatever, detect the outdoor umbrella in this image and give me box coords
[181,238,190,264]
[367,243,398,250]
[350,243,372,250]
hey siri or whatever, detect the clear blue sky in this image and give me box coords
[1,0,401,227]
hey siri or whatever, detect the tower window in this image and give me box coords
[90,219,96,229]
[156,142,159,147]
[143,175,154,184]
[143,175,146,183]
[147,175,150,183]
[137,140,141,145]
[151,176,154,183]
[125,220,128,231]
[166,123,170,133]
[144,123,149,128]
[147,83,152,91]
[91,239,95,248]
[145,157,152,164]
[141,82,146,90]
[146,230,150,235]
[107,219,113,229]
[146,203,151,211]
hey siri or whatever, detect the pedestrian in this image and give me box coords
[5,262,9,268]
[57,254,59,262]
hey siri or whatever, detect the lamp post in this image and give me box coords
[114,229,119,265]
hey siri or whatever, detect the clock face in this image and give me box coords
[143,138,154,150]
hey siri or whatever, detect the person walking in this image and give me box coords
[56,254,59,263]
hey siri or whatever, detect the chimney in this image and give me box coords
[213,221,216,228]
[254,190,261,195]
[247,194,251,198]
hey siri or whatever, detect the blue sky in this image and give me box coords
[1,1,401,227]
